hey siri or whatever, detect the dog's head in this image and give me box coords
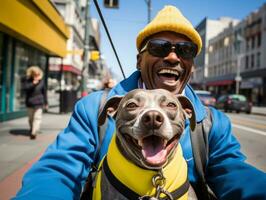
[98,89,195,170]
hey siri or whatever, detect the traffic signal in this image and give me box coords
[90,50,100,61]
[104,0,119,8]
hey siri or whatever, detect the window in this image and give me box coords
[245,55,249,69]
[251,54,254,68]
[246,38,250,51]
[257,33,261,47]
[257,52,261,68]
[251,36,255,49]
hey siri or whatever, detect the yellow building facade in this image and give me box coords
[0,0,69,121]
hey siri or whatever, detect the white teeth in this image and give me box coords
[158,69,179,76]
[138,140,143,147]
[163,140,167,147]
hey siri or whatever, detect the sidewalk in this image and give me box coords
[252,106,266,116]
[0,107,71,200]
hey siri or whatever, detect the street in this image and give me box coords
[227,112,266,171]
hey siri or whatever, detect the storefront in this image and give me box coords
[206,79,235,97]
[0,0,69,121]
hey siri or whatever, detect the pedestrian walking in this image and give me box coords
[24,66,47,139]
[14,5,266,200]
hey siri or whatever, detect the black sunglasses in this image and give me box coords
[140,39,198,59]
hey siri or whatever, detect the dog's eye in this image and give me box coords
[126,102,138,109]
[167,102,177,108]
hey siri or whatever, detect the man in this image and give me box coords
[14,5,266,200]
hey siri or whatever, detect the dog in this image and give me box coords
[92,89,197,200]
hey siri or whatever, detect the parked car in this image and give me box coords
[216,94,252,114]
[195,90,216,107]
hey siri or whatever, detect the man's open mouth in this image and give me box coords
[157,69,181,85]
[124,134,179,167]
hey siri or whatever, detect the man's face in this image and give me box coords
[137,32,195,94]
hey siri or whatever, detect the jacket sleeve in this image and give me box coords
[207,108,266,200]
[13,92,103,200]
[23,79,35,91]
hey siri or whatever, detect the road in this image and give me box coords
[225,112,266,172]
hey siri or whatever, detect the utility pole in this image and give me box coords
[144,0,151,23]
[81,0,91,97]
[234,34,244,95]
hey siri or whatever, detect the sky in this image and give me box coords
[89,0,266,81]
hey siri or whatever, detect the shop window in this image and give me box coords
[12,40,47,111]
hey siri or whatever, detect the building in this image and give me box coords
[0,0,69,121]
[191,17,238,89]
[207,3,266,105]
[50,0,107,100]
[207,20,241,95]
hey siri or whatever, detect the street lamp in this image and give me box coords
[81,0,91,97]
[234,34,244,94]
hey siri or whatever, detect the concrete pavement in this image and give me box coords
[0,107,71,200]
[0,106,265,200]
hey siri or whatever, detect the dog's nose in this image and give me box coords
[141,110,164,129]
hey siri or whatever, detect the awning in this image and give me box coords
[49,64,81,75]
[206,80,234,86]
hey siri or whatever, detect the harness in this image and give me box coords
[92,136,189,200]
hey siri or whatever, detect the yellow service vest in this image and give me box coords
[92,136,189,200]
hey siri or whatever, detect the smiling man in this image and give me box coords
[14,5,266,200]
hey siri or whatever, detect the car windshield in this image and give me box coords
[230,95,247,101]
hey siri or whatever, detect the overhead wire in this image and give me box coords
[93,0,126,79]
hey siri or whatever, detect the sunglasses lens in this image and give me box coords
[176,42,197,59]
[146,39,197,59]
[147,40,171,57]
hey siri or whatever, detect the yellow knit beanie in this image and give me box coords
[136,5,202,55]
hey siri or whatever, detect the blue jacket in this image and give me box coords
[14,71,266,200]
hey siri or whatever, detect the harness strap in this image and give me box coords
[103,157,190,200]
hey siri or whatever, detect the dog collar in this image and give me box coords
[101,135,189,199]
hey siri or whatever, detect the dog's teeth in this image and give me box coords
[163,140,167,147]
[138,140,143,147]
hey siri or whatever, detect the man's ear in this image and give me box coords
[98,96,123,126]
[136,53,142,70]
[177,95,196,131]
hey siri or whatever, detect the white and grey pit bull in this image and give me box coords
[91,89,198,200]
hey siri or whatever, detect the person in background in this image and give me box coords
[14,5,266,200]
[103,78,117,89]
[24,66,47,139]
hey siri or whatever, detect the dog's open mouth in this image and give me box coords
[125,134,179,167]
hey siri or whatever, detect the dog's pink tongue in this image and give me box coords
[141,138,167,165]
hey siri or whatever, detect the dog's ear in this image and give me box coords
[98,95,123,126]
[177,95,196,131]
